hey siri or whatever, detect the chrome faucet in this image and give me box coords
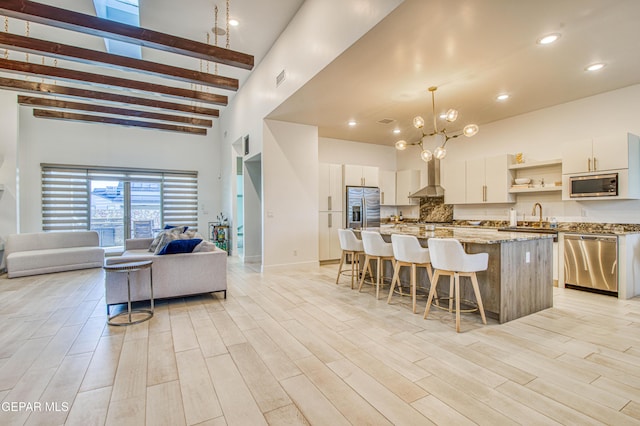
[532,202,543,227]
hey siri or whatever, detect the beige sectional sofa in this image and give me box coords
[5,231,104,278]
[104,237,227,308]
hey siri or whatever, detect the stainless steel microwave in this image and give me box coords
[569,173,618,198]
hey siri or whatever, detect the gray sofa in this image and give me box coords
[5,231,104,278]
[104,237,227,308]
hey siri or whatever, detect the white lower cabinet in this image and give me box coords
[319,211,342,261]
[553,241,558,282]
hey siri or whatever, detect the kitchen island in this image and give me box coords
[364,225,554,323]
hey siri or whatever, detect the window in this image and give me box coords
[92,0,142,59]
[42,164,198,247]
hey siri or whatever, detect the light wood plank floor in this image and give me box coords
[1,259,639,425]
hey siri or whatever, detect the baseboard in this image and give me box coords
[243,255,262,263]
[261,260,319,273]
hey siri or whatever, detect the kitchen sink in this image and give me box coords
[498,226,558,241]
[498,226,557,234]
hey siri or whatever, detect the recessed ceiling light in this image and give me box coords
[585,62,606,72]
[496,93,510,101]
[348,120,357,127]
[393,129,401,134]
[537,33,561,45]
[229,19,239,26]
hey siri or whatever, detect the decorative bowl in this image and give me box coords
[514,178,531,185]
[468,220,482,226]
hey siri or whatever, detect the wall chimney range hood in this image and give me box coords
[409,157,444,198]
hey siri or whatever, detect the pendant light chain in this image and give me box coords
[3,16,8,59]
[25,21,30,63]
[226,0,230,49]
[214,5,219,75]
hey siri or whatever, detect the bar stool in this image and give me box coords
[358,231,395,299]
[423,238,488,332]
[387,234,436,314]
[336,229,366,289]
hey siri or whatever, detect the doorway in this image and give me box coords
[235,156,244,257]
[243,154,262,264]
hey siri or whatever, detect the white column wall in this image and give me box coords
[218,0,403,266]
[17,107,222,233]
[441,84,640,224]
[0,91,19,246]
[263,120,318,269]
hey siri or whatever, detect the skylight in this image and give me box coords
[93,0,142,59]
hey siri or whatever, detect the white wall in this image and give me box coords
[244,154,262,263]
[263,120,318,269]
[17,105,222,233]
[444,84,640,224]
[319,137,396,170]
[0,91,19,253]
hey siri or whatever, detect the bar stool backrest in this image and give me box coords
[391,234,430,264]
[427,238,488,273]
[361,231,394,257]
[338,229,364,252]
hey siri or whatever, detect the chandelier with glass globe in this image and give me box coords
[395,86,479,161]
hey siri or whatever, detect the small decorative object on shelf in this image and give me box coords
[209,212,231,255]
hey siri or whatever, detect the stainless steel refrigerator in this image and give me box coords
[346,186,380,229]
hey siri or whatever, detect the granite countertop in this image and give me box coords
[367,225,554,244]
[381,219,640,235]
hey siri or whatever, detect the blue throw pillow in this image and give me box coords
[157,238,202,255]
[164,224,188,232]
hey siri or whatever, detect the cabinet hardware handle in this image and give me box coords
[381,192,384,204]
[593,157,597,171]
[328,213,332,228]
[588,158,591,172]
[328,196,332,210]
[483,185,487,202]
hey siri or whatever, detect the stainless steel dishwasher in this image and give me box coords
[564,234,618,295]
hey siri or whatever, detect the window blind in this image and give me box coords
[41,164,198,232]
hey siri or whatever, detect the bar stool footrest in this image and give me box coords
[429,297,479,314]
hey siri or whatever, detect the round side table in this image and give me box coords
[104,260,154,326]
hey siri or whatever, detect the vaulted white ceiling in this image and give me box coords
[3,0,639,143]
[268,0,640,146]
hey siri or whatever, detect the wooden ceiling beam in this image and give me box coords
[0,77,220,117]
[0,33,239,91]
[33,109,207,135]
[0,0,254,70]
[0,58,227,105]
[18,96,213,127]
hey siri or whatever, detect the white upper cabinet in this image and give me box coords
[561,139,593,175]
[443,155,514,204]
[465,158,486,204]
[442,159,466,205]
[484,155,516,203]
[562,133,639,174]
[344,164,379,187]
[318,163,343,211]
[379,170,396,206]
[593,133,639,171]
[395,169,421,205]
